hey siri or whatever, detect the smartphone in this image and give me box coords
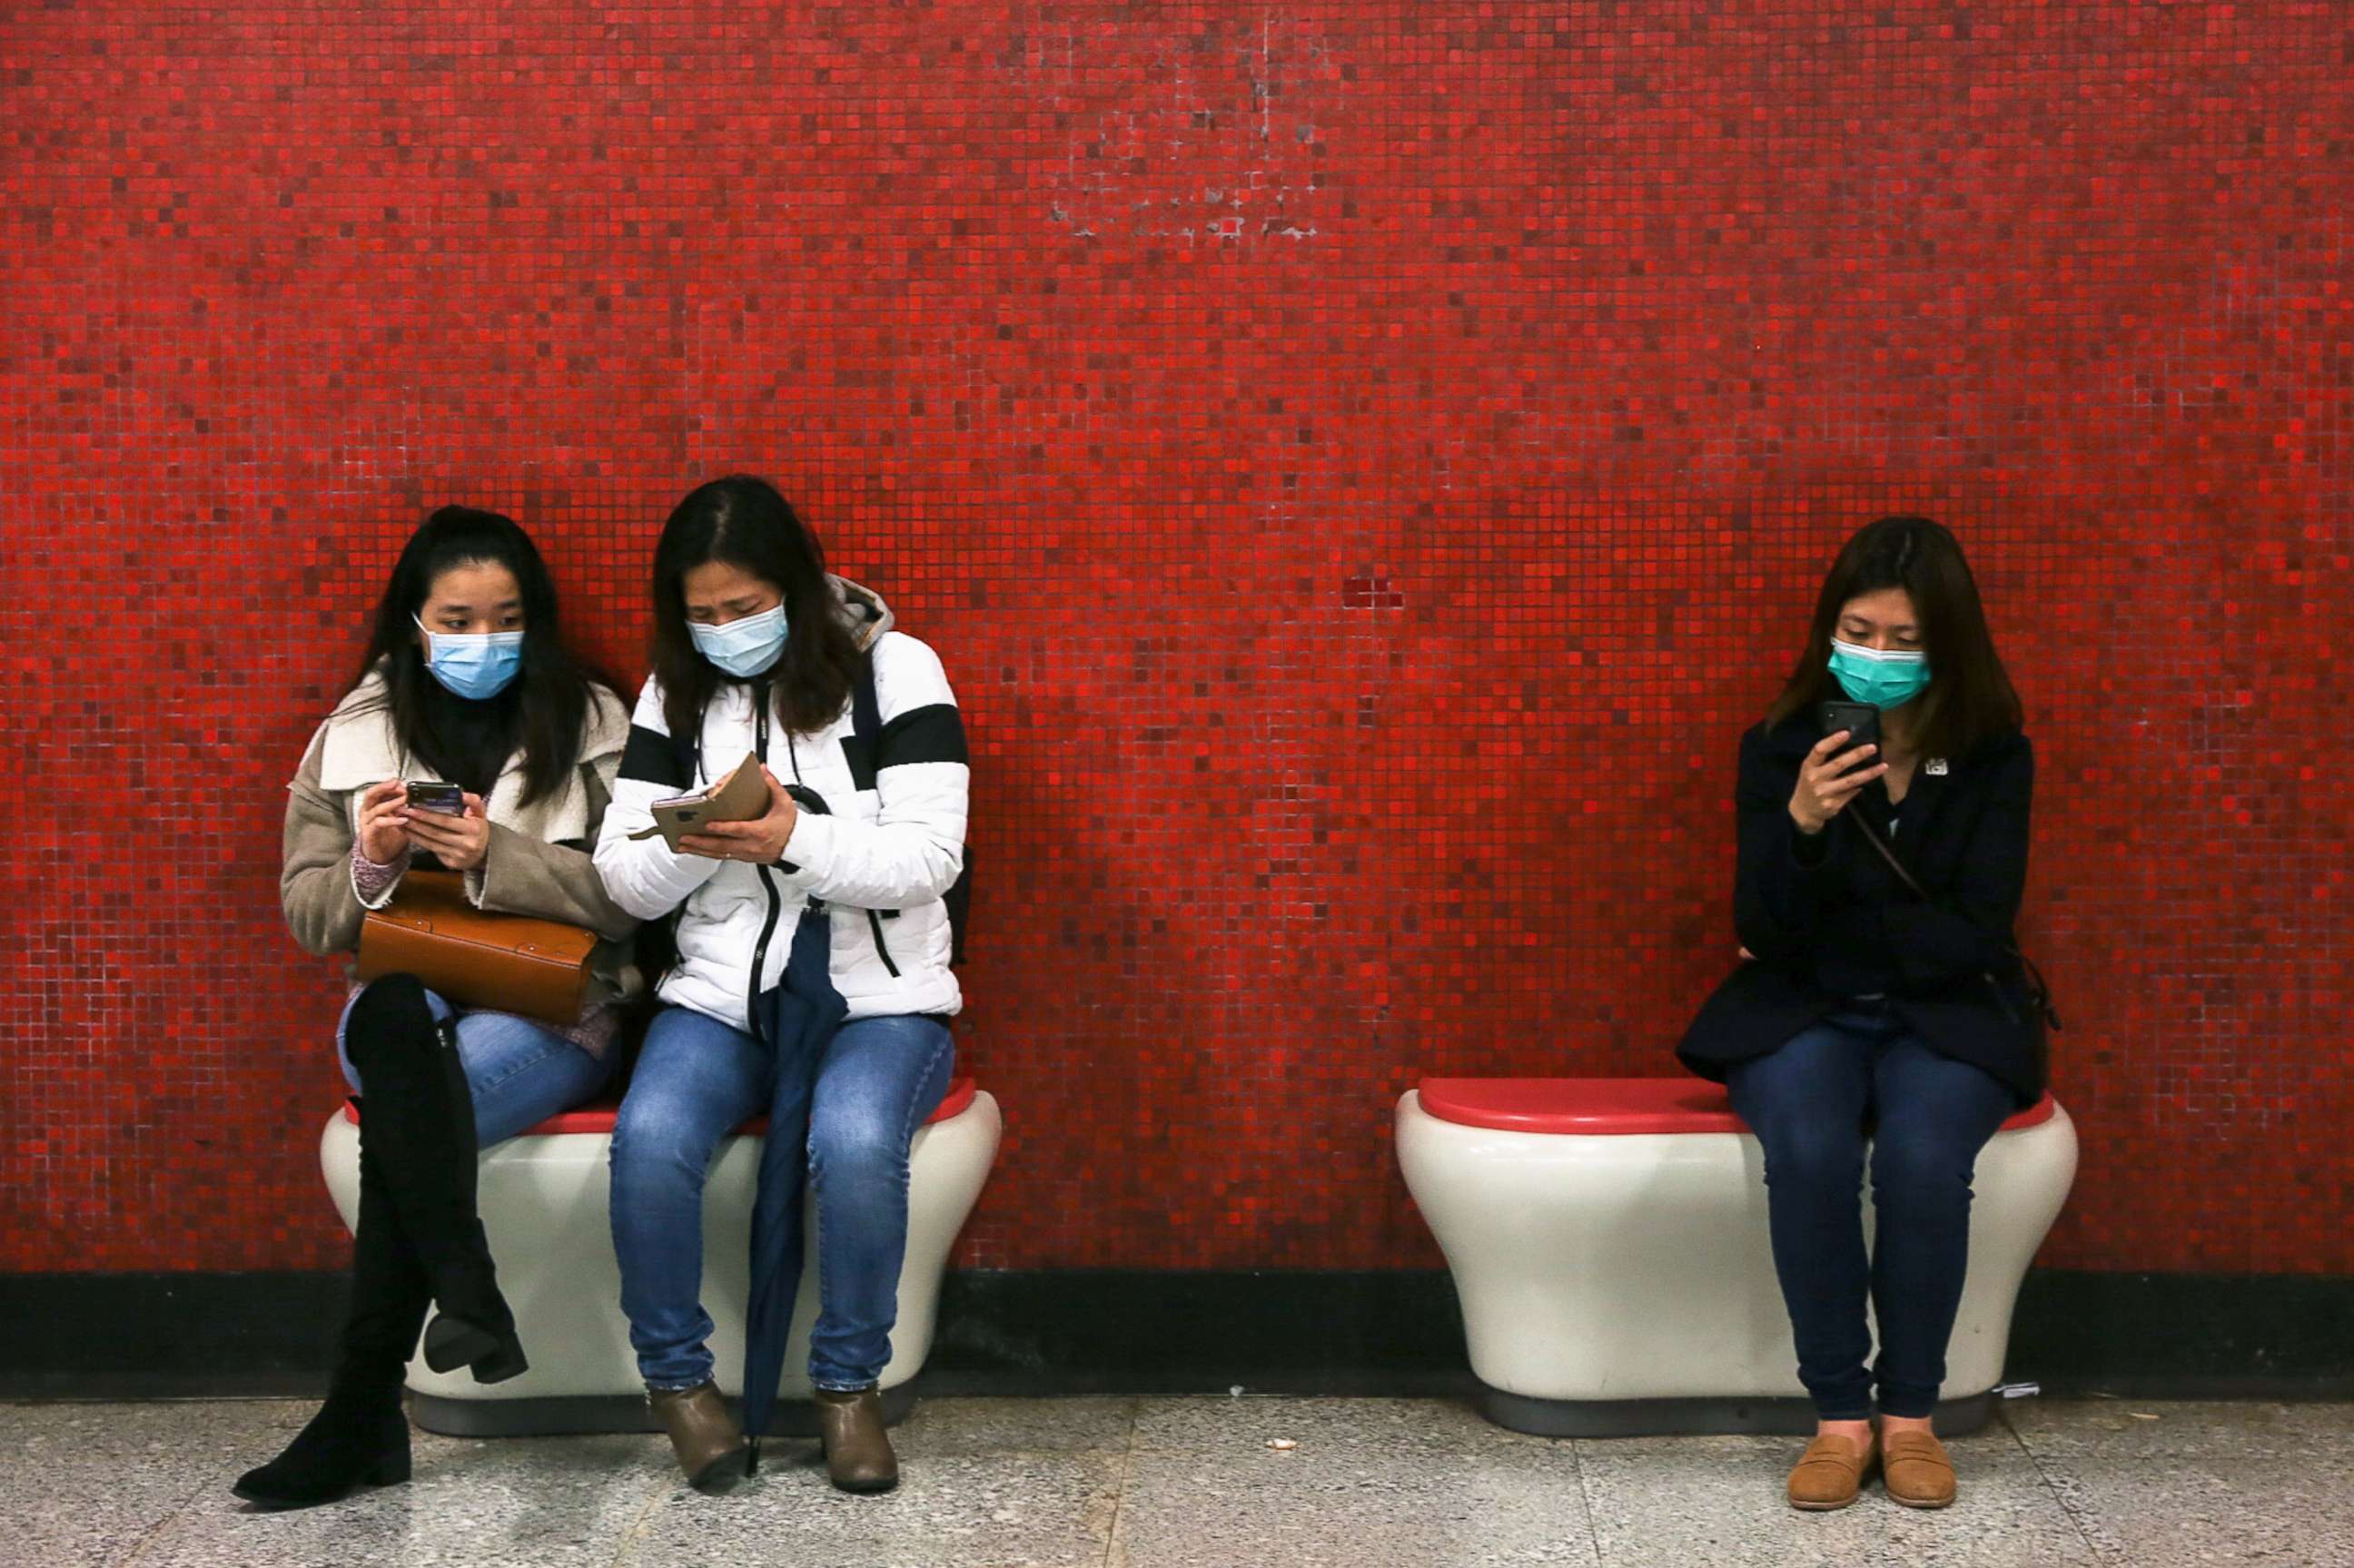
[1816,701,1882,756]
[404,781,467,816]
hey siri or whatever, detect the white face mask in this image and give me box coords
[688,603,788,678]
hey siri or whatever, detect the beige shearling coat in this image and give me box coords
[280,671,642,1018]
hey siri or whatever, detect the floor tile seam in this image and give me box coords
[1562,1436,1608,1568]
[113,1445,250,1568]
[1996,1402,2115,1563]
[1100,1396,1143,1568]
[608,1455,683,1568]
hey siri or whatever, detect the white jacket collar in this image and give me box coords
[317,669,628,843]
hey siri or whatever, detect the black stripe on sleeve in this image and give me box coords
[876,703,969,771]
[620,723,690,790]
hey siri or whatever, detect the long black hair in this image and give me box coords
[341,506,604,806]
[649,476,863,745]
[1766,515,2024,762]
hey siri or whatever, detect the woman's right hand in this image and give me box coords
[1789,731,1886,835]
[357,779,412,864]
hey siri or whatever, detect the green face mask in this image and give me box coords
[1829,637,1931,710]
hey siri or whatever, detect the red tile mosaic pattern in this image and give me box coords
[2,4,2349,1277]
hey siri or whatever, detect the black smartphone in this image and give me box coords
[1816,701,1882,756]
[404,781,467,815]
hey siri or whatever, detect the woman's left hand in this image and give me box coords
[402,793,491,872]
[678,769,800,865]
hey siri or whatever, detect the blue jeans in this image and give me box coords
[336,987,618,1148]
[1726,1005,2015,1420]
[608,1006,955,1392]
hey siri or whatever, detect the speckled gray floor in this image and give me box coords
[3,1396,2348,1568]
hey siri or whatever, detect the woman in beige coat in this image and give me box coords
[236,507,638,1511]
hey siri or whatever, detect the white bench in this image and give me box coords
[1395,1077,2076,1436]
[319,1078,1001,1436]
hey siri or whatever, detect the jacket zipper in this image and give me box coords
[866,909,901,978]
[746,864,784,1040]
[744,701,785,1040]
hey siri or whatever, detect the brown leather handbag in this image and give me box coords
[356,870,598,1026]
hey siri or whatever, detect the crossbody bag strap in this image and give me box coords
[1845,806,1929,901]
[1847,808,2062,1031]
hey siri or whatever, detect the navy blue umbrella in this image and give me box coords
[739,904,848,1462]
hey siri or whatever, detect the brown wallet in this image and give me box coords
[626,752,768,853]
[355,869,598,1026]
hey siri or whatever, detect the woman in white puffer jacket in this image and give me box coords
[594,476,967,1496]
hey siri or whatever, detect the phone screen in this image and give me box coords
[405,782,466,815]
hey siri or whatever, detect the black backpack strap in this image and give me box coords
[943,843,974,968]
[851,649,882,754]
[629,695,709,1003]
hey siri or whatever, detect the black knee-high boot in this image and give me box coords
[338,973,528,1384]
[232,1134,422,1509]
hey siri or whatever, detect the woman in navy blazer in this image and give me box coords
[1679,515,2044,1513]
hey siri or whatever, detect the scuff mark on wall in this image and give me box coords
[1008,7,1337,244]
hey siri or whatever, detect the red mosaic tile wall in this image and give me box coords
[3,4,2348,1278]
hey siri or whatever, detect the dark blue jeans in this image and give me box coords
[1726,1005,2014,1420]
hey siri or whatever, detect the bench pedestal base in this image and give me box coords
[317,1087,1002,1429]
[1477,1386,1994,1439]
[1396,1082,2079,1436]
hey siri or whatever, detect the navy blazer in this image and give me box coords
[1676,714,2046,1104]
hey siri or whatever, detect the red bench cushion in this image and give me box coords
[343,1075,978,1136]
[1416,1077,2055,1136]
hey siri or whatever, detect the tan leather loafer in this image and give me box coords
[1882,1429,1958,1509]
[1786,1431,1878,1511]
[814,1385,899,1494]
[648,1382,751,1494]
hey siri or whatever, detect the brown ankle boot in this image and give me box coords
[1882,1429,1958,1509]
[648,1382,751,1494]
[1786,1430,1878,1511]
[814,1385,898,1494]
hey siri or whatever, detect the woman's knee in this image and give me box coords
[1756,1119,1865,1195]
[1868,1127,1979,1208]
[337,981,455,1092]
[350,972,453,1021]
[611,1087,724,1187]
[806,1104,903,1188]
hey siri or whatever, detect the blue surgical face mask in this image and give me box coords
[1829,636,1931,710]
[688,603,788,679]
[415,616,524,700]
